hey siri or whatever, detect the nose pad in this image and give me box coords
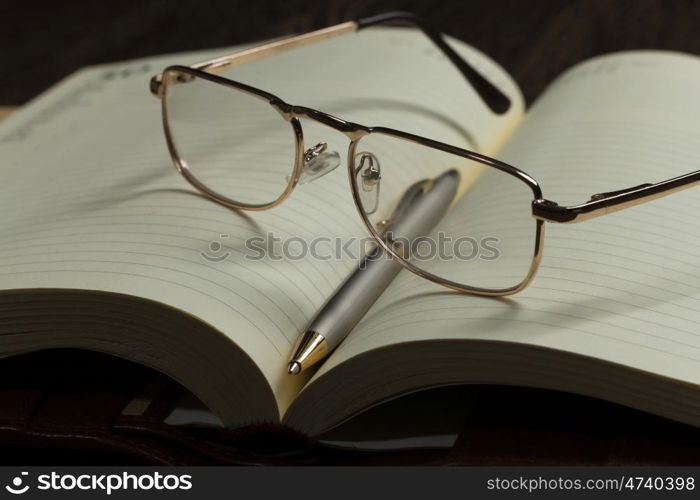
[287,142,341,185]
[354,151,381,215]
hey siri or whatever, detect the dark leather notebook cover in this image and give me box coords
[1,350,699,465]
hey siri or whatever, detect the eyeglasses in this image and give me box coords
[150,11,700,296]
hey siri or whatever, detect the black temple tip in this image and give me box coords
[356,11,511,115]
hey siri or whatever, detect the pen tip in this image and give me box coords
[287,361,301,375]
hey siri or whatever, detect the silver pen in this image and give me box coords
[287,169,460,374]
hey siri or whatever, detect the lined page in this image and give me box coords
[316,51,700,387]
[0,27,523,413]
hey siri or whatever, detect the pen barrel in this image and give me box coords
[385,169,460,243]
[307,169,460,350]
[308,245,403,350]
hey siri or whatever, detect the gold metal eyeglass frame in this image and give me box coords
[150,11,700,296]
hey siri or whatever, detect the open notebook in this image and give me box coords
[2,27,700,437]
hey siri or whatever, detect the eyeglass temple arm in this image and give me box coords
[356,12,510,115]
[149,11,511,115]
[533,169,700,223]
[149,21,360,97]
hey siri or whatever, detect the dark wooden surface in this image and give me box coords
[3,0,700,105]
[3,0,700,464]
